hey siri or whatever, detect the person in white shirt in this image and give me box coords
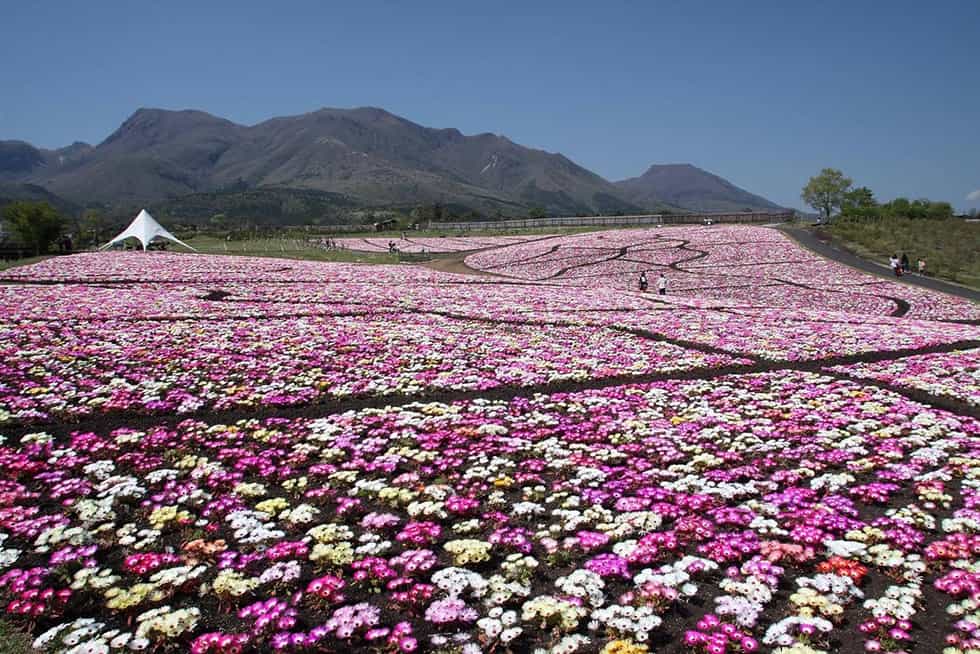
[657,273,668,295]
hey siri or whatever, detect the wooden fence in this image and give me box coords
[430,211,792,231]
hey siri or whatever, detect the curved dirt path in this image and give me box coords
[421,234,567,279]
[423,253,510,279]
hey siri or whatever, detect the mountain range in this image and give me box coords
[0,107,783,222]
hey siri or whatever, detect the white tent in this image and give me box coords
[101,209,196,252]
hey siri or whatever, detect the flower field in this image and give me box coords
[0,225,978,654]
[464,226,980,321]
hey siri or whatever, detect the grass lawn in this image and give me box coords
[0,255,56,272]
[165,235,401,265]
[824,216,980,288]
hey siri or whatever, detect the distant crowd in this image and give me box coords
[312,237,348,251]
[638,271,668,295]
[889,253,927,277]
[635,252,929,298]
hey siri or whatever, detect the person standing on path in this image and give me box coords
[900,253,910,273]
[658,272,668,295]
[639,272,648,292]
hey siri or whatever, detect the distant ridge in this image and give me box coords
[0,181,80,215]
[1,108,784,220]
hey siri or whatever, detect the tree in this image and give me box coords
[851,187,875,205]
[280,197,307,216]
[2,201,64,256]
[884,197,911,218]
[876,196,952,220]
[528,206,547,219]
[80,209,105,246]
[840,186,877,219]
[801,168,853,222]
[908,199,931,220]
[926,201,953,220]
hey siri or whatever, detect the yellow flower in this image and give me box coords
[601,640,649,654]
[310,542,354,566]
[148,506,191,530]
[256,498,289,515]
[444,539,492,566]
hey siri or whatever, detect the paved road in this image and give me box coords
[776,225,980,304]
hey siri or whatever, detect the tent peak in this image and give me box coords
[101,209,196,252]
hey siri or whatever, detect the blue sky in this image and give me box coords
[2,0,978,210]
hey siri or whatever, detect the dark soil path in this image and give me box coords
[776,225,980,303]
[422,253,506,279]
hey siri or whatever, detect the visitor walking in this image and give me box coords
[889,255,901,277]
[657,273,668,295]
[639,272,648,292]
[918,258,927,275]
[900,253,910,274]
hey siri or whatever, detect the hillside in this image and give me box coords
[0,140,93,180]
[4,108,643,217]
[0,182,80,215]
[3,108,784,220]
[148,187,359,225]
[615,163,784,212]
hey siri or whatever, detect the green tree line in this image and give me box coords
[1,201,66,256]
[801,168,954,222]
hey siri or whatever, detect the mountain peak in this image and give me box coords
[350,106,396,117]
[101,108,239,148]
[58,141,93,154]
[117,107,237,130]
[0,141,45,176]
[617,163,782,213]
[641,163,698,175]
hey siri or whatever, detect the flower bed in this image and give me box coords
[0,311,748,426]
[2,372,978,653]
[0,253,468,285]
[566,308,977,361]
[827,348,980,408]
